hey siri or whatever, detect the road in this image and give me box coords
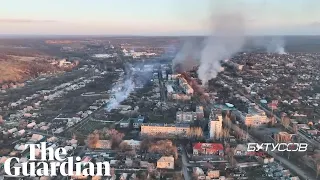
[230,123,316,180]
[181,147,192,180]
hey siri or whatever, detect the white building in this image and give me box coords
[122,139,141,149]
[209,111,223,139]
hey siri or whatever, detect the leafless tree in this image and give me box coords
[119,142,132,152]
[316,159,320,178]
[87,132,99,148]
[0,115,3,125]
[222,128,230,140]
[281,116,291,130]
[188,127,203,138]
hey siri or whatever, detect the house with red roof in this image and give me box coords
[193,143,224,156]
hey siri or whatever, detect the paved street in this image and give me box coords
[181,147,192,180]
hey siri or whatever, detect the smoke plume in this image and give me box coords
[105,63,155,112]
[172,40,201,73]
[198,12,246,85]
[266,37,287,54]
[106,78,135,112]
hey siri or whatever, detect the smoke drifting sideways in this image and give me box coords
[198,13,246,85]
[105,63,155,112]
[106,78,135,112]
[172,40,202,73]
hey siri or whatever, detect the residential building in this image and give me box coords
[29,134,44,143]
[193,167,205,178]
[8,128,18,134]
[234,144,249,156]
[233,105,269,127]
[120,119,130,128]
[209,111,223,139]
[207,170,220,179]
[157,156,174,169]
[193,143,224,156]
[95,140,112,149]
[176,111,197,122]
[27,122,36,128]
[132,116,145,129]
[177,76,194,95]
[122,139,141,149]
[171,93,191,100]
[141,123,190,137]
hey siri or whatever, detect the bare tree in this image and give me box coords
[227,147,235,167]
[316,159,320,178]
[223,115,232,129]
[119,142,132,152]
[140,138,152,152]
[110,167,115,178]
[0,115,4,125]
[148,140,178,159]
[18,120,27,129]
[222,128,230,140]
[173,173,184,180]
[87,133,99,148]
[282,116,291,130]
[188,127,204,139]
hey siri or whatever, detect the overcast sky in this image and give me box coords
[0,0,319,35]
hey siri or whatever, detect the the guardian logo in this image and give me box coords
[3,142,111,177]
[247,143,308,152]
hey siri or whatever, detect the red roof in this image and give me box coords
[193,143,224,151]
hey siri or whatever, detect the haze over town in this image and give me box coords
[1,1,320,180]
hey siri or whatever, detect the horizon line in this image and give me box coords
[1,34,320,39]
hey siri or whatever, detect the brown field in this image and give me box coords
[0,60,29,83]
[0,57,61,84]
[0,48,64,84]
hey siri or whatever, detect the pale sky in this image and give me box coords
[0,0,319,35]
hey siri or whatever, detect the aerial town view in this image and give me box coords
[1,0,320,180]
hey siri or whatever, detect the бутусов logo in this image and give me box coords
[247,143,308,152]
[4,142,111,177]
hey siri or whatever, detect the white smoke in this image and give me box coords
[105,63,155,112]
[198,12,246,85]
[266,37,287,54]
[106,78,135,112]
